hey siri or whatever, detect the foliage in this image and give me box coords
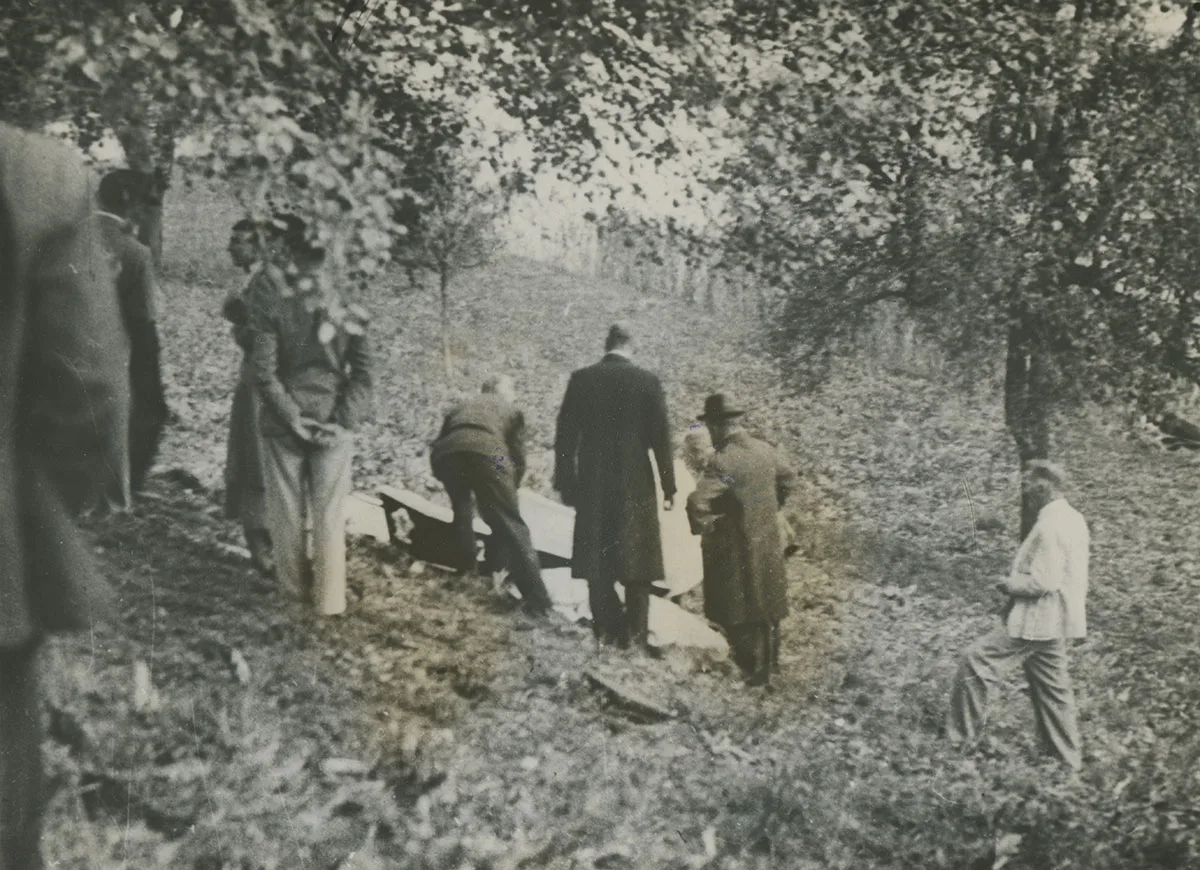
[2,0,725,324]
[711,1,1200,447]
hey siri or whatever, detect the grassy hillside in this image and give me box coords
[36,183,1200,869]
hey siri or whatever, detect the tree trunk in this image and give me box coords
[1004,317,1054,538]
[439,265,451,376]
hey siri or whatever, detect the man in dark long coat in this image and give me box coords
[1,123,130,870]
[687,393,796,686]
[97,169,168,493]
[554,323,676,649]
[431,375,552,615]
[223,218,273,574]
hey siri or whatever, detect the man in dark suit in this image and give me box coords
[430,375,552,615]
[1,123,130,870]
[686,393,796,686]
[97,169,168,494]
[554,323,676,649]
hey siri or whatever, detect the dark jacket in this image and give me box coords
[97,211,167,491]
[554,353,675,585]
[223,274,265,520]
[0,124,129,648]
[431,394,528,486]
[247,266,373,440]
[687,430,795,629]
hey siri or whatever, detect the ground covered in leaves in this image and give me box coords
[38,185,1200,869]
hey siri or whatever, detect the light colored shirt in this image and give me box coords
[1005,498,1090,641]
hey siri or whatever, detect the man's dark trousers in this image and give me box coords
[1,640,44,870]
[433,452,552,613]
[589,544,651,649]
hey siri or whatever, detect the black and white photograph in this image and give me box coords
[2,1,1199,867]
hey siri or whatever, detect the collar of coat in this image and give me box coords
[602,351,631,363]
[714,429,751,451]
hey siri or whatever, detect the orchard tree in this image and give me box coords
[712,0,1200,533]
[5,0,726,319]
[392,150,511,375]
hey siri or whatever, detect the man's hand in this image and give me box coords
[663,496,675,512]
[308,421,347,447]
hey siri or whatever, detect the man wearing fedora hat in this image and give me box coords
[946,460,1090,769]
[554,323,676,649]
[687,393,796,686]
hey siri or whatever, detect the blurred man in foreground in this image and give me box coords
[430,375,552,615]
[686,393,795,686]
[1,123,130,869]
[946,460,1090,769]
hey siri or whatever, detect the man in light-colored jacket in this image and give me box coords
[946,460,1090,769]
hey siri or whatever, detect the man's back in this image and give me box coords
[554,354,675,500]
[432,393,525,480]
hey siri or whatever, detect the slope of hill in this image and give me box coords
[36,183,1200,869]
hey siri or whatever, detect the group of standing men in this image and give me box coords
[431,323,798,687]
[0,116,1095,869]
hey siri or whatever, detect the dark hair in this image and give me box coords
[270,212,324,263]
[605,322,632,352]
[231,217,258,233]
[98,169,156,215]
[1025,459,1068,490]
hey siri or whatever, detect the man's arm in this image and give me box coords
[686,459,730,536]
[507,408,528,489]
[774,447,797,509]
[222,291,256,351]
[334,331,373,431]
[999,525,1061,597]
[648,376,676,501]
[247,284,309,441]
[553,374,581,504]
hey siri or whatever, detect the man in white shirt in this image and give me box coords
[946,460,1090,769]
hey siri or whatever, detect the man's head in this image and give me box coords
[98,169,156,226]
[1023,460,1067,510]
[697,392,746,447]
[605,322,633,355]
[228,218,260,271]
[482,374,516,404]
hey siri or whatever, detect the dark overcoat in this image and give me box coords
[554,354,675,585]
[222,279,267,522]
[0,124,129,648]
[686,430,795,629]
[97,211,167,492]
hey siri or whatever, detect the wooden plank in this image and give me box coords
[378,484,571,568]
[584,669,675,722]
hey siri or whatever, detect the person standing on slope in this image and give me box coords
[554,323,676,650]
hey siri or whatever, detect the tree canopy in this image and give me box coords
[7,0,1199,472]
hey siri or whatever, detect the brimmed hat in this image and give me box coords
[697,392,746,422]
